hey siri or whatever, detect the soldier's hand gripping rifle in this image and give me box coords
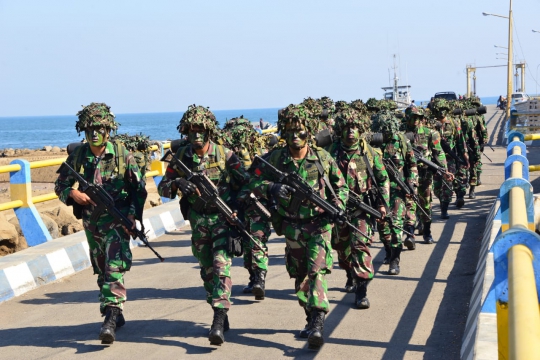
[161,150,259,249]
[59,162,164,262]
[381,158,431,221]
[253,155,370,241]
[412,148,453,191]
[440,139,468,167]
[362,157,415,237]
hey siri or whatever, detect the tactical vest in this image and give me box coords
[177,142,230,185]
[72,140,127,181]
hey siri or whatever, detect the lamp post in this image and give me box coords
[483,4,513,119]
[536,63,540,96]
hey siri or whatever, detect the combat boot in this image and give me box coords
[344,269,356,293]
[382,240,391,265]
[299,308,311,338]
[243,268,255,293]
[423,222,434,244]
[252,269,266,300]
[388,246,401,275]
[455,191,465,209]
[307,310,326,350]
[99,306,122,344]
[403,225,416,250]
[209,308,228,345]
[355,279,370,309]
[440,201,450,219]
[477,175,482,186]
[469,186,476,199]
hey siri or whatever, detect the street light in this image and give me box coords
[483,3,513,119]
[536,63,540,96]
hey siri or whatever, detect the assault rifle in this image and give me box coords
[245,193,271,220]
[253,155,370,241]
[381,158,431,220]
[347,191,414,237]
[440,139,467,167]
[161,150,258,250]
[412,148,453,191]
[59,162,164,262]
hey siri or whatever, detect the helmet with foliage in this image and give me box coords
[334,107,370,135]
[371,110,402,135]
[112,133,151,151]
[379,99,398,111]
[469,96,482,106]
[432,98,450,111]
[75,102,119,135]
[350,99,367,113]
[318,96,335,113]
[301,97,323,115]
[366,98,381,112]
[277,104,318,136]
[334,100,350,113]
[177,104,219,136]
[222,115,266,155]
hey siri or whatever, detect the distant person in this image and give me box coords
[497,95,503,109]
[427,97,435,110]
[54,103,147,345]
[409,100,416,108]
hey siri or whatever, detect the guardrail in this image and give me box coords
[0,142,171,247]
[493,130,540,359]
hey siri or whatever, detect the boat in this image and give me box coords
[382,54,412,110]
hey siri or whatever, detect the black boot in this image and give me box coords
[455,191,465,209]
[209,308,228,345]
[416,221,424,235]
[243,268,255,293]
[307,310,326,350]
[355,279,370,309]
[99,306,121,344]
[477,175,482,186]
[344,269,356,293]
[388,246,401,275]
[440,201,450,219]
[299,308,311,338]
[469,186,476,199]
[252,269,266,300]
[403,225,416,250]
[423,222,434,244]
[382,240,391,265]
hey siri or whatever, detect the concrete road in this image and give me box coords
[0,105,524,359]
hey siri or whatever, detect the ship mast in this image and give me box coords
[392,54,399,102]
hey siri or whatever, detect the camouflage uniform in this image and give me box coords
[250,104,347,348]
[157,105,250,345]
[470,97,488,197]
[54,102,147,344]
[405,108,448,244]
[222,116,271,298]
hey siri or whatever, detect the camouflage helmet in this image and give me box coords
[350,99,367,113]
[177,104,219,135]
[277,104,317,135]
[300,97,324,116]
[334,107,370,134]
[222,115,266,155]
[432,98,451,113]
[334,100,350,113]
[75,102,119,135]
[380,99,398,111]
[371,110,402,134]
[366,98,381,112]
[318,96,335,113]
[470,96,482,106]
[112,133,151,151]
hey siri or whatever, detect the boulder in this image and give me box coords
[42,146,52,152]
[0,213,19,256]
[4,149,15,157]
[145,192,162,209]
[40,214,60,239]
[42,206,83,236]
[52,146,61,153]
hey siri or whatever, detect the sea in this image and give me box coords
[0,96,499,150]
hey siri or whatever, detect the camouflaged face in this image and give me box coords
[334,107,370,134]
[277,104,318,135]
[222,115,267,154]
[111,133,151,151]
[177,104,219,135]
[371,110,401,134]
[75,102,119,135]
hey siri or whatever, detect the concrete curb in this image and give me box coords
[461,199,500,360]
[0,200,187,303]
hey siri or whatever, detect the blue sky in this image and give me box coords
[1,0,539,117]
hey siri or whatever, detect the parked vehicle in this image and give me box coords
[434,92,458,101]
[512,92,530,104]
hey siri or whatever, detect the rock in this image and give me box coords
[145,192,162,209]
[42,206,83,236]
[40,214,59,239]
[4,149,14,157]
[42,146,52,152]
[52,146,61,153]
[14,149,21,154]
[61,148,67,152]
[0,213,19,256]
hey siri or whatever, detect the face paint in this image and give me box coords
[341,126,360,148]
[85,127,108,147]
[188,129,209,149]
[284,126,308,150]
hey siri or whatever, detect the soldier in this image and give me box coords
[404,107,453,244]
[327,107,389,306]
[250,104,348,349]
[54,103,147,344]
[371,111,418,275]
[222,116,271,300]
[469,96,488,197]
[157,105,249,345]
[431,98,468,219]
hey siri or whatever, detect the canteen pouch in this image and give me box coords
[271,211,284,236]
[227,227,244,257]
[66,197,83,220]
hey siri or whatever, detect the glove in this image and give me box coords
[333,210,346,226]
[175,178,197,197]
[268,182,295,199]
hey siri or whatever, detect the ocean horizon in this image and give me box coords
[0,96,499,150]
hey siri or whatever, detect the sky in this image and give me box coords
[1,0,540,117]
